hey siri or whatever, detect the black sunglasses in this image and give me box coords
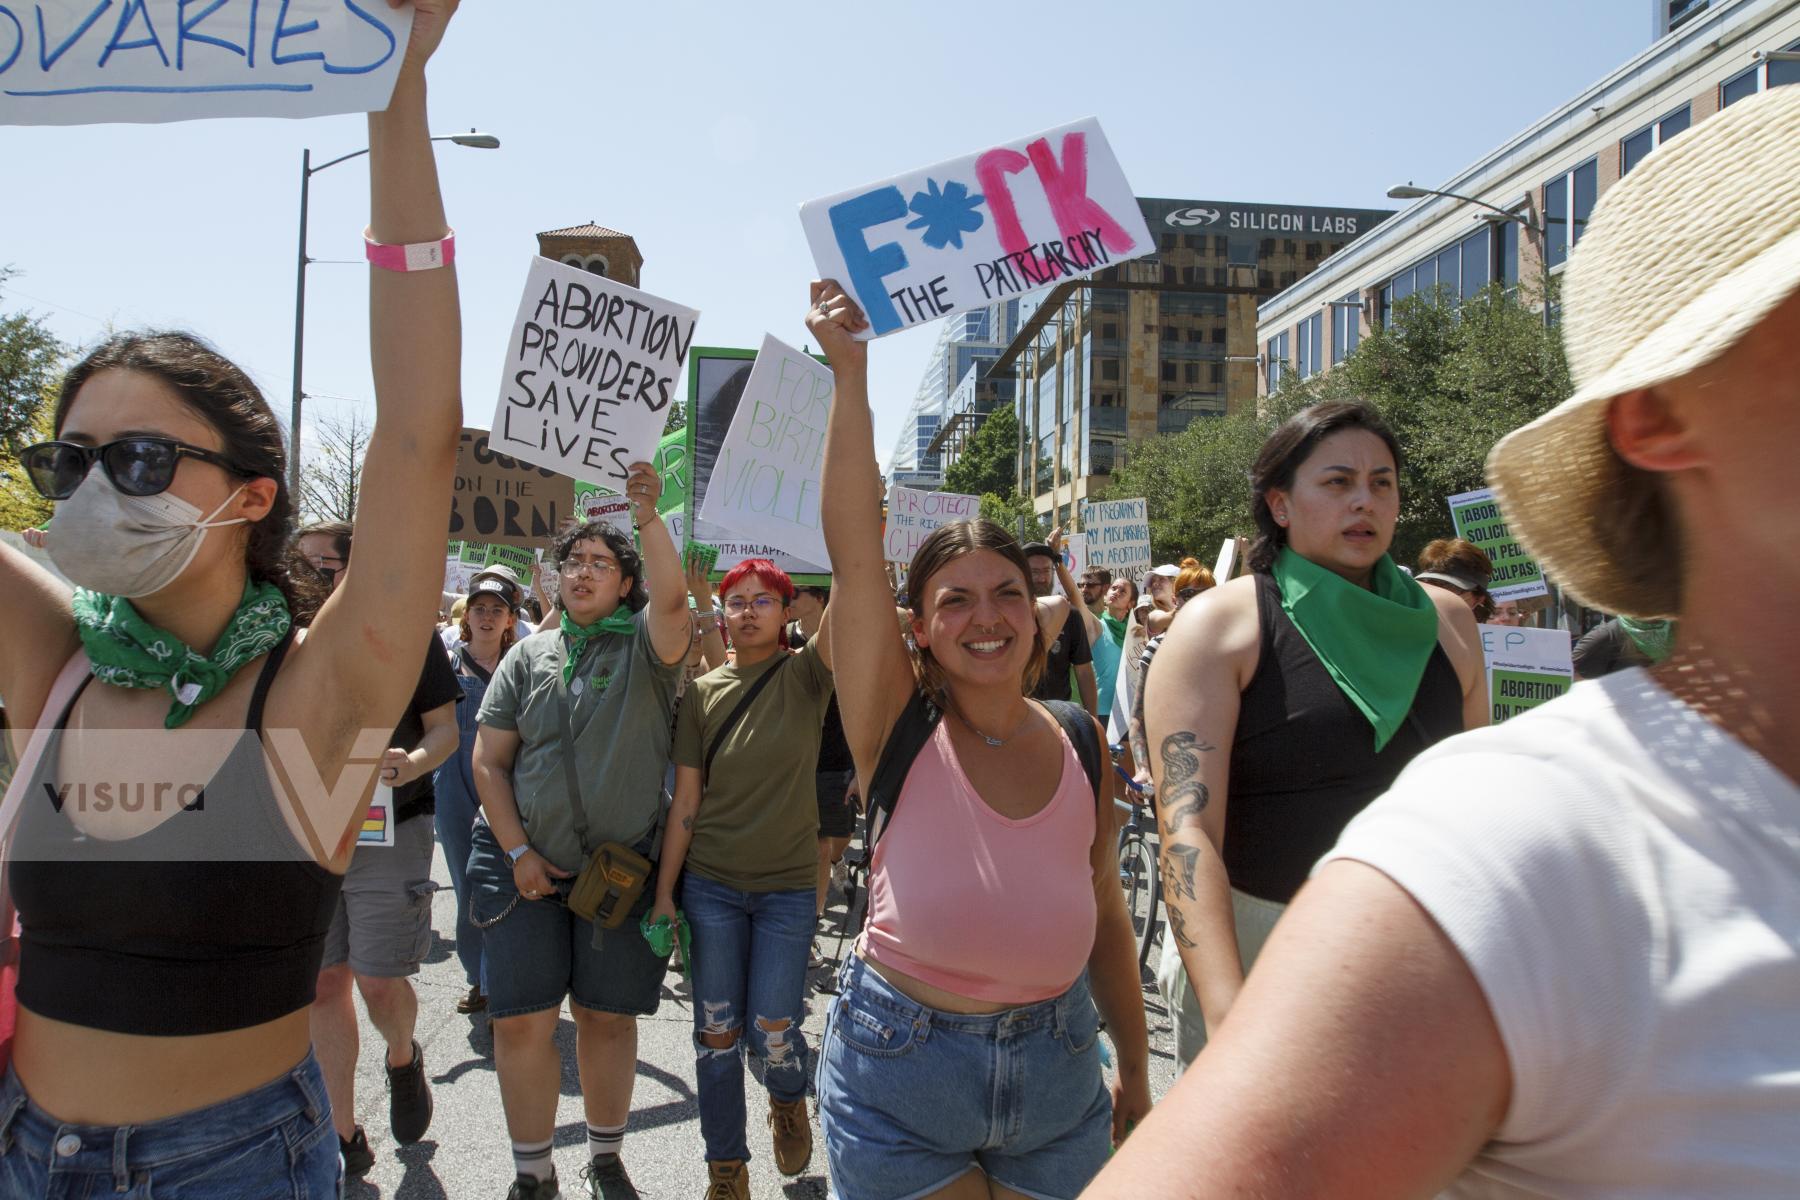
[21,437,246,501]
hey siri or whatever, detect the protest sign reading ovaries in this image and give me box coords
[0,1,414,125]
[801,118,1153,339]
[884,487,978,564]
[697,335,833,570]
[1081,498,1152,578]
[491,257,698,492]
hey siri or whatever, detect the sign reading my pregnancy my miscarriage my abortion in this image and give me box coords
[801,117,1154,339]
[697,334,835,569]
[491,257,699,492]
[0,1,415,126]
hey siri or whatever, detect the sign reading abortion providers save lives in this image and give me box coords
[885,487,979,563]
[1081,498,1153,578]
[801,118,1153,339]
[1479,624,1573,722]
[0,1,414,126]
[697,334,834,569]
[1447,487,1548,603]
[491,257,698,492]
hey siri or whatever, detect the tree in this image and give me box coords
[0,270,64,451]
[944,404,1019,498]
[663,398,687,437]
[299,409,374,524]
[0,393,55,531]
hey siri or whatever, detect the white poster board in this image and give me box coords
[489,256,698,492]
[1058,532,1089,593]
[696,334,833,569]
[884,486,979,564]
[1478,624,1574,723]
[1212,537,1239,585]
[1081,498,1152,579]
[0,1,414,126]
[801,117,1153,339]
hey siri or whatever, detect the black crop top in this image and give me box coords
[9,631,344,1036]
[1223,573,1464,904]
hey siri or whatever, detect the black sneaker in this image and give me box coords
[579,1153,640,1199]
[339,1126,375,1178]
[506,1171,561,1200]
[386,1039,433,1144]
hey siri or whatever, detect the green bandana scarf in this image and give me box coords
[1101,612,1127,647]
[1618,616,1675,663]
[72,579,292,730]
[1272,547,1440,751]
[560,607,637,685]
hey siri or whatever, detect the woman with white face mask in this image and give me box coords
[0,4,465,1196]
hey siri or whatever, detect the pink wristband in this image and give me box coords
[364,227,455,272]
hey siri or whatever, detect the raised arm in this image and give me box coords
[626,461,693,666]
[811,282,913,780]
[0,541,77,755]
[685,555,728,671]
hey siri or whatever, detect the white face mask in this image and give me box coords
[47,471,249,599]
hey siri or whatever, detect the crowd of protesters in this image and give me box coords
[0,11,1794,1198]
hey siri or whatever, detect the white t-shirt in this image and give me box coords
[1322,669,1800,1199]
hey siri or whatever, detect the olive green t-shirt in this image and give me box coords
[673,640,834,893]
[477,609,681,873]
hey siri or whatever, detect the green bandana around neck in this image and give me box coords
[1101,612,1127,647]
[560,607,637,685]
[1618,616,1675,663]
[1272,547,1441,751]
[72,579,292,730]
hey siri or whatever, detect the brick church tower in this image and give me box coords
[535,223,644,287]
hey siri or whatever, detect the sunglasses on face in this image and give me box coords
[21,437,244,501]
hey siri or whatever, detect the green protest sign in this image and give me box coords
[1447,487,1547,602]
[1479,625,1574,722]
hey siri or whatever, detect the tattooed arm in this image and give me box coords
[1144,577,1262,1036]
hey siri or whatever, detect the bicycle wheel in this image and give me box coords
[1117,834,1159,969]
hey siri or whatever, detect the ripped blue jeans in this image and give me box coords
[681,872,814,1164]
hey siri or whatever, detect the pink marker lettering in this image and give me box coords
[975,147,1050,281]
[1027,132,1138,258]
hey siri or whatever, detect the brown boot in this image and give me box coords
[704,1159,749,1200]
[767,1095,812,1176]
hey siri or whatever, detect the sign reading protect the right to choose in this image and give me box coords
[1447,487,1548,602]
[1479,624,1573,722]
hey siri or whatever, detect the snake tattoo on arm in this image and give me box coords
[1157,731,1215,838]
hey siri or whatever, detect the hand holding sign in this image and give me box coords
[805,280,869,371]
[623,461,661,529]
[396,0,459,80]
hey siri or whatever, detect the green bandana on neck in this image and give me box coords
[1101,612,1127,647]
[72,579,291,730]
[1272,547,1440,751]
[560,607,637,685]
[1618,616,1675,663]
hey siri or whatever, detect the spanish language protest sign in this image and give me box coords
[490,256,698,493]
[1448,487,1548,602]
[1479,624,1573,722]
[450,427,574,550]
[884,486,979,563]
[800,117,1153,339]
[1081,497,1152,579]
[697,334,833,569]
[0,0,414,126]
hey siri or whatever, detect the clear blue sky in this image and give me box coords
[0,0,1647,471]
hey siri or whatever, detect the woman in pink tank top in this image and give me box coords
[807,283,1151,1200]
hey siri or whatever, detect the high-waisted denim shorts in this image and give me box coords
[816,953,1111,1200]
[0,1054,340,1199]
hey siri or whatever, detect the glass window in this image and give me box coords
[1461,230,1489,299]
[1772,40,1800,88]
[1100,358,1120,381]
[1659,105,1690,141]
[1544,174,1570,268]
[1621,127,1655,176]
[1392,271,1414,304]
[1379,284,1393,329]
[1436,246,1461,300]
[1299,313,1323,380]
[1497,217,1520,289]
[1722,64,1760,107]
[1572,159,1597,250]
[1162,361,1177,382]
[1332,292,1361,365]
[1214,235,1230,255]
[1415,257,1436,297]
[1101,322,1118,340]
[1184,362,1201,384]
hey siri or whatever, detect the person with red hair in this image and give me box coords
[653,559,836,1197]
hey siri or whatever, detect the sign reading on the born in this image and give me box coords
[1478,624,1573,722]
[1447,487,1548,602]
[0,1,414,126]
[450,427,574,550]
[491,256,698,491]
[1081,498,1152,578]
[801,117,1153,339]
[697,334,834,569]
[884,487,978,563]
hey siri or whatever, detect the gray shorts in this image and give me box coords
[321,812,439,978]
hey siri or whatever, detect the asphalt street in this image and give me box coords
[341,836,1182,1200]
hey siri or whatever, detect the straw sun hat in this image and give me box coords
[1486,83,1800,618]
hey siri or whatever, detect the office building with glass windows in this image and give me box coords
[1258,0,1800,395]
[889,301,1020,485]
[988,197,1391,526]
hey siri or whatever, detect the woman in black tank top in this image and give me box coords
[1140,403,1487,1069]
[0,10,466,1196]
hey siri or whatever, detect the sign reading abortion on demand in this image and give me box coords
[801,117,1153,339]
[697,334,833,569]
[0,1,414,126]
[491,257,698,492]
[1479,624,1573,722]
[1081,498,1152,578]
[884,486,978,563]
[1448,487,1548,602]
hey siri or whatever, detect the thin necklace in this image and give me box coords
[952,703,1033,748]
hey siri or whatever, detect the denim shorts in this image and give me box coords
[0,1055,340,1199]
[816,953,1111,1200]
[466,819,666,1019]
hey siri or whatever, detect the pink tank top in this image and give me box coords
[860,715,1098,1004]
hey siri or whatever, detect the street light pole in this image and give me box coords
[1387,181,1555,329]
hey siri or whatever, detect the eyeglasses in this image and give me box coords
[559,558,621,578]
[722,596,781,617]
[21,437,245,501]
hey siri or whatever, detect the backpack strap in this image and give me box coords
[703,655,790,783]
[1043,699,1103,805]
[864,690,943,857]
